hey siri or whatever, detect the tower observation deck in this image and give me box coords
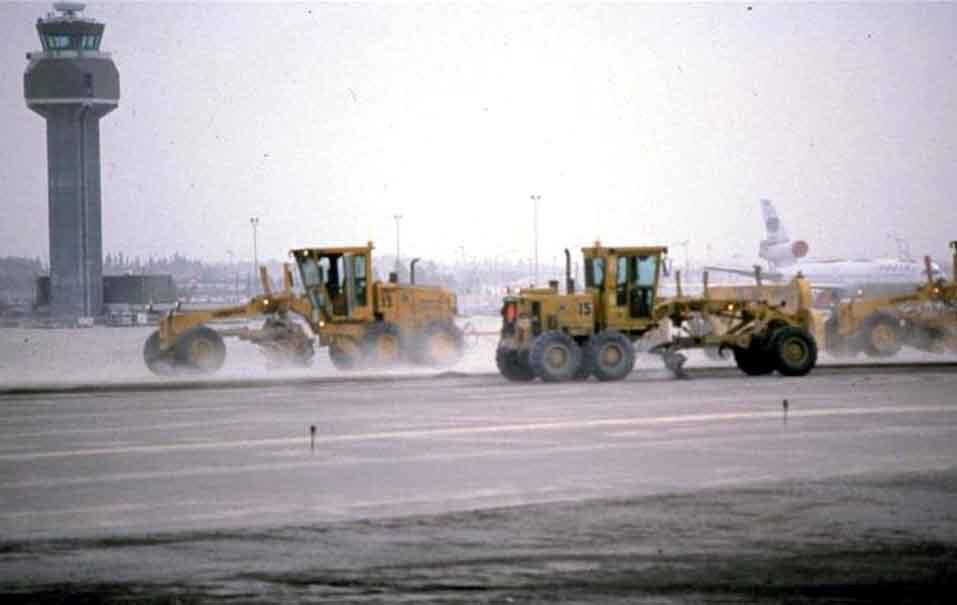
[24,2,119,319]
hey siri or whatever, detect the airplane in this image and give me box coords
[706,199,946,299]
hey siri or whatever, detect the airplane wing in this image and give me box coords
[703,265,784,281]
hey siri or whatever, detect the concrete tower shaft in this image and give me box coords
[24,3,119,319]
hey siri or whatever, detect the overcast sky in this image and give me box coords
[1,1,955,266]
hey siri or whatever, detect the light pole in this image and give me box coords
[393,214,403,275]
[250,217,260,269]
[530,195,541,285]
[226,249,234,301]
[250,217,260,293]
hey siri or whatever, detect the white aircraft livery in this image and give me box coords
[709,199,945,295]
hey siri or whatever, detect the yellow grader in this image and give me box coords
[143,243,463,375]
[824,241,957,358]
[495,244,822,382]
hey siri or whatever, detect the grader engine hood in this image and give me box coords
[501,292,597,346]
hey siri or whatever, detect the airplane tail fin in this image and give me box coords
[760,198,789,244]
[758,199,808,267]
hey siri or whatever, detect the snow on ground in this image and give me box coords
[0,315,953,388]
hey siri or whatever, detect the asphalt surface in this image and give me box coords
[2,367,957,602]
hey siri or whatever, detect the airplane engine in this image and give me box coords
[760,240,809,265]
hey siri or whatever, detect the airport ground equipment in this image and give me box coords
[824,243,957,358]
[143,244,463,375]
[495,244,822,382]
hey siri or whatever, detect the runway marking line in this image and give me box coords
[0,403,953,463]
[2,421,956,495]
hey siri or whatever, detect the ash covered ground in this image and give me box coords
[2,469,956,603]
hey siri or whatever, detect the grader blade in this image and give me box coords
[237,318,315,368]
[647,343,690,379]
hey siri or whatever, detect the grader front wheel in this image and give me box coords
[143,330,176,376]
[864,316,902,358]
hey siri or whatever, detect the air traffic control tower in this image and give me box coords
[24,2,119,319]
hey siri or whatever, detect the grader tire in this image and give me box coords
[413,321,465,367]
[585,330,635,382]
[732,337,775,376]
[529,330,582,382]
[572,341,592,380]
[329,338,363,370]
[823,314,856,358]
[769,326,817,377]
[496,346,535,382]
[143,330,176,376]
[173,326,226,374]
[863,316,902,358]
[363,322,403,366]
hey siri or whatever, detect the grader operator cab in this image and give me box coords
[496,243,821,382]
[143,243,464,375]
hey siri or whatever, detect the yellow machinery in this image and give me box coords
[143,243,463,375]
[496,244,822,382]
[824,242,957,357]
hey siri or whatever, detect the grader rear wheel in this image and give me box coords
[173,326,226,374]
[363,322,403,366]
[496,345,535,381]
[529,330,582,382]
[329,337,363,370]
[413,322,465,366]
[586,330,635,381]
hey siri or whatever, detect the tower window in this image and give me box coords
[46,34,74,49]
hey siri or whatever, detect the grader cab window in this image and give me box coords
[614,254,659,318]
[295,255,332,313]
[353,255,367,306]
[585,257,606,289]
[632,255,658,317]
[295,252,370,317]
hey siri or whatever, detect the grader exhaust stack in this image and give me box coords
[564,248,574,294]
[951,240,957,283]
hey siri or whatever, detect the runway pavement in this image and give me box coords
[3,368,956,543]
